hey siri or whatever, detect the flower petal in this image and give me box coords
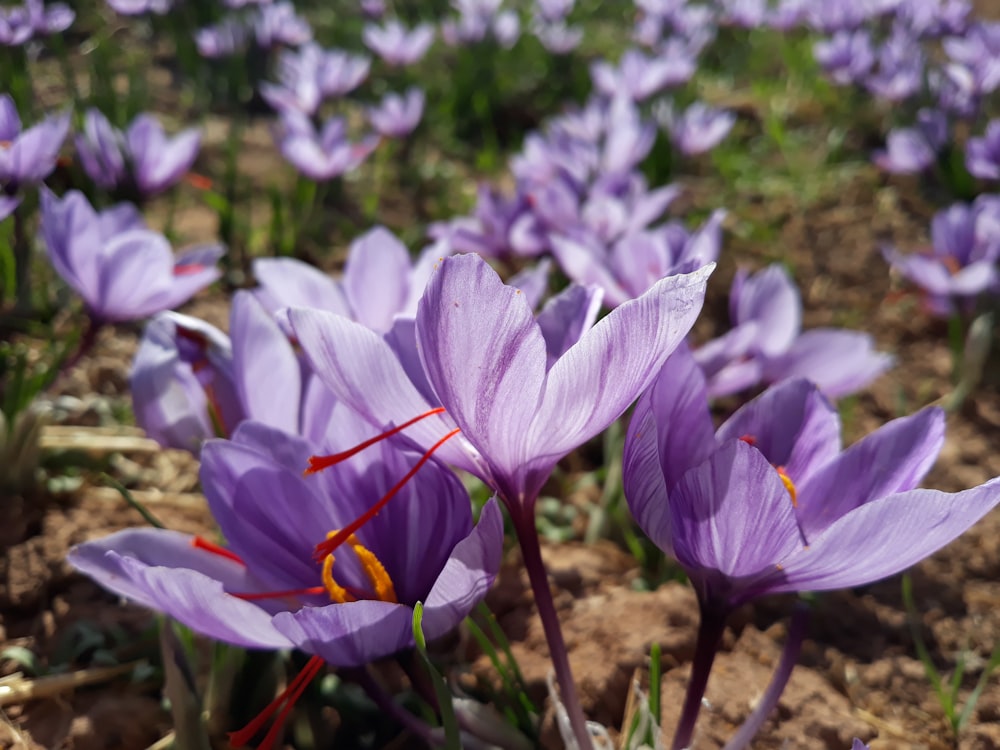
[772,479,1000,593]
[343,226,411,332]
[795,407,945,540]
[623,391,673,553]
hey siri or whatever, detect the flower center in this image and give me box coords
[320,531,397,604]
[739,434,798,507]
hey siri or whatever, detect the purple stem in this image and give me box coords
[349,666,440,747]
[509,506,593,750]
[670,601,728,750]
[722,603,810,750]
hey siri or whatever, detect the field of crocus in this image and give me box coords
[3,0,1000,748]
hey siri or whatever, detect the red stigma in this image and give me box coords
[173,263,207,277]
[185,172,213,190]
[192,536,244,565]
[739,434,757,446]
[312,427,462,562]
[229,654,325,749]
[304,407,446,476]
[231,586,326,601]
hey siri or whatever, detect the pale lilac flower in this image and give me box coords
[865,28,925,102]
[40,189,222,322]
[106,0,172,14]
[0,96,69,218]
[363,19,434,66]
[535,0,573,22]
[814,30,875,86]
[261,45,370,114]
[943,22,1000,97]
[367,88,424,139]
[966,120,1000,180]
[531,19,582,54]
[75,109,201,198]
[591,46,695,102]
[693,264,892,398]
[660,101,736,156]
[195,17,250,58]
[874,109,948,174]
[883,197,1000,315]
[253,2,311,48]
[275,112,378,181]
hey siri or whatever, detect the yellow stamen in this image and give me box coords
[320,531,397,604]
[775,466,797,507]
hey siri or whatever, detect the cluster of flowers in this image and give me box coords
[0,0,72,45]
[803,0,1000,314]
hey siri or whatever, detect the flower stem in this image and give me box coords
[721,603,810,750]
[348,666,440,747]
[510,507,593,750]
[670,601,728,750]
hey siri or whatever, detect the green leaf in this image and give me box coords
[412,603,461,750]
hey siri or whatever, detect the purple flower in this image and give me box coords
[275,111,378,181]
[531,19,582,54]
[591,46,695,102]
[441,0,520,47]
[69,417,503,672]
[288,253,712,515]
[551,206,724,308]
[363,19,434,66]
[693,264,892,398]
[0,96,70,203]
[40,189,222,322]
[883,198,1000,315]
[430,185,548,260]
[966,120,1000,180]
[873,109,948,174]
[195,17,250,58]
[261,45,370,114]
[106,0,172,15]
[252,226,440,333]
[0,0,73,42]
[75,110,201,198]
[624,346,1000,612]
[659,101,736,156]
[367,88,424,139]
[813,30,875,86]
[943,21,1000,98]
[253,1,311,48]
[865,28,925,102]
[535,0,573,22]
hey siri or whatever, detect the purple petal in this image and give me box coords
[733,264,801,356]
[344,226,411,332]
[716,379,842,479]
[68,529,293,649]
[529,264,713,459]
[796,408,946,540]
[773,479,1000,593]
[536,283,604,365]
[253,257,349,317]
[762,329,894,398]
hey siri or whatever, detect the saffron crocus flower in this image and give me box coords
[70,418,503,746]
[873,109,947,174]
[966,119,1000,180]
[289,253,712,513]
[261,45,370,114]
[693,264,892,398]
[253,2,312,49]
[367,89,424,139]
[551,207,724,308]
[275,112,378,181]
[105,0,172,15]
[813,30,875,85]
[0,95,70,215]
[132,292,333,452]
[363,19,434,66]
[659,101,736,156]
[883,197,1000,316]
[76,109,201,199]
[623,346,1000,748]
[252,226,441,334]
[590,46,695,102]
[40,189,222,322]
[531,19,582,53]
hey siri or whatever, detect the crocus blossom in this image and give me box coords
[75,109,201,198]
[261,44,370,115]
[275,111,378,181]
[883,197,1000,316]
[0,95,70,218]
[367,88,425,139]
[659,101,736,156]
[966,119,1000,179]
[590,46,696,102]
[252,226,441,334]
[289,253,713,513]
[363,19,434,66]
[624,345,1000,611]
[693,264,892,398]
[106,0,172,15]
[40,189,222,322]
[873,109,948,174]
[70,416,503,669]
